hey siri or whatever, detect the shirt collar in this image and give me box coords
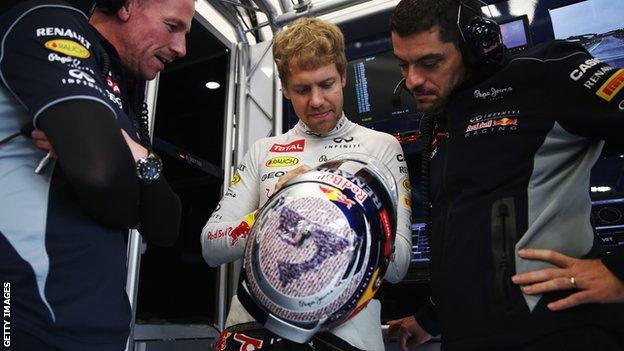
[295,114,350,138]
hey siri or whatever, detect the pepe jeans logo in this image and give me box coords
[473,86,513,100]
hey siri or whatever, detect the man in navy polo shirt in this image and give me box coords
[0,0,193,349]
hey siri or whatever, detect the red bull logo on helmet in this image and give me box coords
[316,173,368,204]
[319,185,355,209]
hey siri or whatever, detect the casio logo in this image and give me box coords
[570,58,602,81]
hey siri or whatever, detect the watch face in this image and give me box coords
[138,154,162,182]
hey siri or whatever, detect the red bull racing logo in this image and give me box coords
[316,173,368,204]
[465,117,518,138]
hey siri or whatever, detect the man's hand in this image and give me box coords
[120,130,148,162]
[31,129,56,157]
[386,316,432,351]
[32,129,148,162]
[512,248,624,311]
[273,165,311,193]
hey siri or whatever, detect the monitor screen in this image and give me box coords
[343,50,421,128]
[549,0,624,68]
[549,0,624,199]
[499,16,531,50]
[343,45,428,281]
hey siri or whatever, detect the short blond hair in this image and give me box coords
[273,17,346,85]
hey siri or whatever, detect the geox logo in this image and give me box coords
[270,139,305,152]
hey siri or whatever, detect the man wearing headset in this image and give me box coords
[386,0,624,350]
[202,17,412,351]
[0,0,192,349]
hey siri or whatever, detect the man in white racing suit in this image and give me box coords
[201,17,412,351]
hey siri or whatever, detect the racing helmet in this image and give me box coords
[237,154,398,343]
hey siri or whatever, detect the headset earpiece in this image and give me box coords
[456,0,505,66]
[94,0,125,14]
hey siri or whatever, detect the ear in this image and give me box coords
[116,0,133,22]
[282,84,291,100]
[340,69,347,88]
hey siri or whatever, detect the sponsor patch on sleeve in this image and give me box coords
[44,39,90,58]
[596,68,624,102]
[230,171,241,186]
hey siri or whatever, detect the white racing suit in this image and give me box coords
[201,115,412,350]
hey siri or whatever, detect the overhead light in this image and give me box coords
[205,81,221,89]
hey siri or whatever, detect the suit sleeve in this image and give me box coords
[374,133,413,283]
[201,142,261,267]
[548,41,624,144]
[546,41,624,280]
[0,5,180,245]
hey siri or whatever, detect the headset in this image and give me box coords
[60,1,125,15]
[455,0,505,66]
[92,0,126,14]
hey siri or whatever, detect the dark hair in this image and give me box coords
[390,0,481,44]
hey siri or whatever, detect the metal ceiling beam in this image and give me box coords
[274,0,372,27]
[207,0,249,43]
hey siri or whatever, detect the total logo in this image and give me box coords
[265,156,299,167]
[270,139,305,152]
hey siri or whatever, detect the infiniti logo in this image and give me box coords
[333,137,354,143]
[619,99,624,111]
[469,110,520,123]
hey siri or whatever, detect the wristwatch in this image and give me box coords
[136,152,162,183]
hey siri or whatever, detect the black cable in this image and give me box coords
[133,98,152,148]
[0,132,21,147]
[419,114,434,240]
[94,42,151,148]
